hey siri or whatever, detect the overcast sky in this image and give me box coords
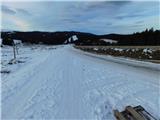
[1,1,160,34]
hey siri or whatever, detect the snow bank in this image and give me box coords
[143,48,153,53]
[13,39,22,45]
[112,48,123,52]
[100,39,118,44]
[79,50,160,71]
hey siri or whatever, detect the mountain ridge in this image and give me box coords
[1,29,160,46]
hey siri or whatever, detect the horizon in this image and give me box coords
[1,1,160,34]
[1,27,159,36]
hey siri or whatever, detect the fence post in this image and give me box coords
[13,43,16,59]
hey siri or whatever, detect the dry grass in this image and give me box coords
[75,45,160,63]
[75,45,160,50]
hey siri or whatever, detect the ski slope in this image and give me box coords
[1,45,160,119]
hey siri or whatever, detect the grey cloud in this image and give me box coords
[115,13,145,20]
[106,23,113,26]
[107,1,131,6]
[61,18,81,24]
[111,24,144,29]
[135,20,144,24]
[83,1,132,11]
[16,8,31,16]
[66,1,132,22]
[1,5,16,15]
[129,24,144,28]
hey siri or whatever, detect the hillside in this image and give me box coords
[1,28,160,46]
[1,31,106,45]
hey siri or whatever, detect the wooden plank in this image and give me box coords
[114,110,127,120]
[126,106,145,120]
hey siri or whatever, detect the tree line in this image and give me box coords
[100,28,160,45]
[1,28,160,46]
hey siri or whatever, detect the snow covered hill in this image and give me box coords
[1,45,160,119]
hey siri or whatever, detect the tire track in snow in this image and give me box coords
[2,50,61,119]
[2,45,160,119]
[54,50,91,119]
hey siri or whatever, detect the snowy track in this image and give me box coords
[2,45,160,119]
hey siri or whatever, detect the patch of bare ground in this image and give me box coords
[74,45,160,63]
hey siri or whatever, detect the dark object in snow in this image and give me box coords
[1,70,10,74]
[17,60,25,63]
[114,105,157,120]
[8,59,25,64]
[8,59,17,64]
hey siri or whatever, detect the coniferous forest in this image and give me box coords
[1,28,160,46]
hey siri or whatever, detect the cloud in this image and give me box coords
[13,17,30,30]
[115,13,145,20]
[76,1,131,11]
[107,1,131,6]
[64,1,132,25]
[60,18,81,23]
[135,20,144,24]
[106,23,113,26]
[10,16,30,31]
[1,1,159,34]
[16,8,31,16]
[1,5,16,15]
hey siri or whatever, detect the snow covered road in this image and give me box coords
[2,45,160,119]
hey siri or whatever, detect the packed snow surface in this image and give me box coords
[1,45,160,119]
